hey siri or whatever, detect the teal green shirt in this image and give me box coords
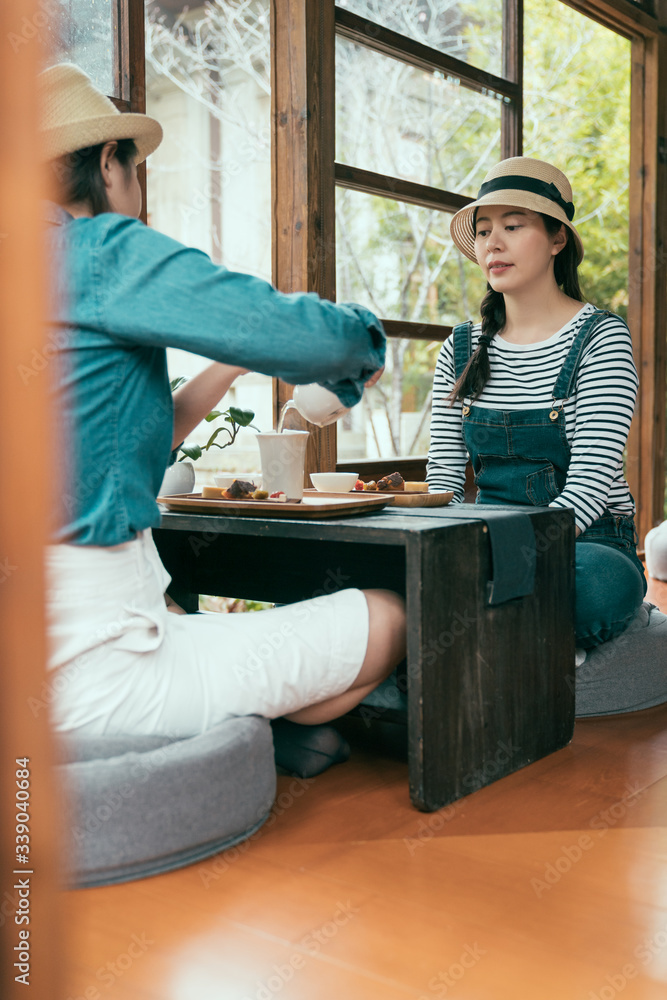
[45,205,385,545]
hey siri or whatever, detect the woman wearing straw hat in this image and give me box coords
[427,156,647,660]
[40,63,405,772]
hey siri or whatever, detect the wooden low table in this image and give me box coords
[153,503,575,811]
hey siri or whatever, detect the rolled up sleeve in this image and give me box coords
[95,217,385,407]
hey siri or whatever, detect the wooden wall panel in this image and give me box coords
[626,30,667,545]
[0,8,63,999]
[128,0,148,222]
[271,0,337,475]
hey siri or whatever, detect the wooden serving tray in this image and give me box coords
[157,492,391,518]
[303,489,454,508]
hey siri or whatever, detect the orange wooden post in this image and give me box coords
[0,8,64,999]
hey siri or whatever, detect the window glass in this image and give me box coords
[48,0,119,97]
[336,37,502,196]
[338,337,444,460]
[336,188,485,327]
[524,0,631,319]
[335,0,503,77]
[145,0,273,484]
[336,188,486,458]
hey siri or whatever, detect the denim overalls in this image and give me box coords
[454,309,646,647]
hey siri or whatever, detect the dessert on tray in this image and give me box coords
[201,480,297,502]
[353,472,429,493]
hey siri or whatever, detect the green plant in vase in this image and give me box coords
[170,375,259,462]
[160,377,259,495]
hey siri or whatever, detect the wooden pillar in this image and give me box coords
[501,0,523,159]
[270,0,337,476]
[626,29,667,547]
[0,8,63,999]
[128,0,148,222]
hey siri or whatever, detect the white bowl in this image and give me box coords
[310,472,359,493]
[213,472,261,489]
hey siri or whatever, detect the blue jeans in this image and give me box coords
[576,514,647,647]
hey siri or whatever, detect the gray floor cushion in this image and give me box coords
[58,716,276,888]
[575,601,667,717]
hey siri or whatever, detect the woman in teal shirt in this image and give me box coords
[42,64,405,765]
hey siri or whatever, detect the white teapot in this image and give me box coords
[288,383,350,428]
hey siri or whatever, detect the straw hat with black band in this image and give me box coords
[450,156,584,266]
[39,63,163,164]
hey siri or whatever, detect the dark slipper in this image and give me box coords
[270,719,351,778]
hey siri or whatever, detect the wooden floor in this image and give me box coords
[63,578,667,1000]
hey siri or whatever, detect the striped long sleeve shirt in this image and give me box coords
[426,303,638,532]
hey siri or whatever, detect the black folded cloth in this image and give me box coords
[270,719,351,778]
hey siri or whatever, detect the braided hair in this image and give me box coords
[448,212,583,405]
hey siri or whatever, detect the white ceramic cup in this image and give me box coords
[256,430,309,500]
[292,383,350,427]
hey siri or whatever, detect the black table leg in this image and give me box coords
[406,515,574,811]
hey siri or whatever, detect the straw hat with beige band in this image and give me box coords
[449,156,584,265]
[39,62,163,164]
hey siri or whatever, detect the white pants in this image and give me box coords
[45,529,369,737]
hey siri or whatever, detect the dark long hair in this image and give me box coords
[53,138,138,216]
[448,212,583,405]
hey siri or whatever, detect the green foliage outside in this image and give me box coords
[521,0,630,318]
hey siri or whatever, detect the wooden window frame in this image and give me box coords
[330,2,523,347]
[110,0,148,218]
[270,0,666,547]
[271,0,523,480]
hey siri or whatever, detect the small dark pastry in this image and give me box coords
[377,471,405,491]
[223,478,257,499]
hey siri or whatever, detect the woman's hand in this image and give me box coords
[171,362,248,450]
[365,366,385,389]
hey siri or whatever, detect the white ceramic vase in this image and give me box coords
[159,460,195,496]
[645,520,667,581]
